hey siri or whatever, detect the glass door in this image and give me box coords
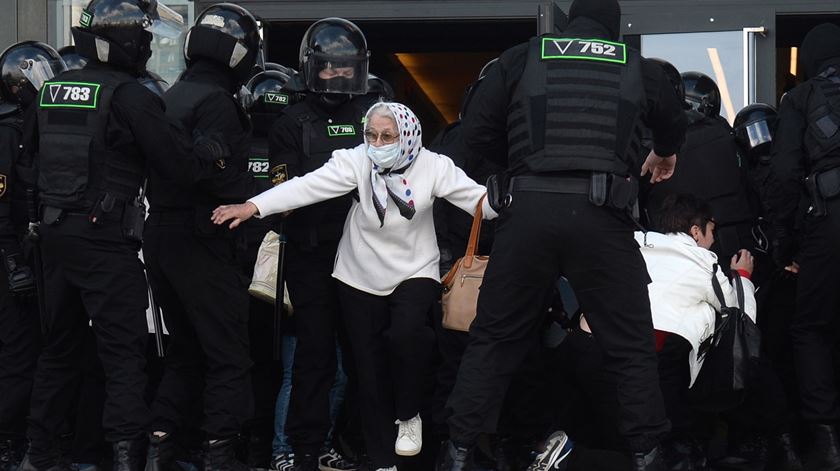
[640,28,765,123]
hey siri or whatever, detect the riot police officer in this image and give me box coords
[0,41,62,471]
[142,3,270,471]
[438,0,687,469]
[16,0,240,469]
[767,22,840,470]
[734,103,780,264]
[267,17,372,471]
[239,67,298,467]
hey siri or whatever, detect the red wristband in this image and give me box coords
[736,269,751,280]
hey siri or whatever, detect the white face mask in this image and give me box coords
[366,142,400,169]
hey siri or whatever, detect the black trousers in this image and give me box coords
[284,241,356,455]
[0,280,40,438]
[447,192,668,453]
[338,278,439,469]
[28,215,150,454]
[144,219,253,439]
[240,231,283,444]
[791,199,840,423]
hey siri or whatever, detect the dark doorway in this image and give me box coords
[264,19,534,139]
[775,14,840,101]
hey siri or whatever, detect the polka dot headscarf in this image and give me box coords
[365,101,424,227]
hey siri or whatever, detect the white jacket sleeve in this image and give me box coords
[431,152,498,219]
[708,267,758,323]
[249,148,360,218]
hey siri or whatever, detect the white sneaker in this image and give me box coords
[375,468,396,471]
[394,414,422,456]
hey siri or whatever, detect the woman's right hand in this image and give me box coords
[730,249,755,275]
[211,202,259,229]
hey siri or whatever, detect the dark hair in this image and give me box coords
[652,194,714,236]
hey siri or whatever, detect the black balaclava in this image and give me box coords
[568,0,622,41]
[800,23,840,79]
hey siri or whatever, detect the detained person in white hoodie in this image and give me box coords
[212,102,496,471]
[634,194,756,454]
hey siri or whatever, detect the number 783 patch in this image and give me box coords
[39,82,101,109]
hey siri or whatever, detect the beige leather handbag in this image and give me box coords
[248,231,293,314]
[441,197,488,332]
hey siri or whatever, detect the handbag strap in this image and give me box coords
[711,264,745,311]
[463,195,485,269]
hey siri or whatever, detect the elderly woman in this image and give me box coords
[212,102,495,471]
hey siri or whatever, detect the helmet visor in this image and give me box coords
[20,58,67,91]
[305,52,368,94]
[745,120,772,149]
[146,1,186,39]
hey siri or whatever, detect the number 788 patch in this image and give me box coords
[39,82,101,109]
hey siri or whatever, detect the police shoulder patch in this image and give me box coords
[0,174,6,198]
[540,37,627,64]
[327,124,356,137]
[39,82,101,109]
[270,164,288,186]
[263,92,289,105]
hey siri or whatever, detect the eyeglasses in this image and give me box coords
[364,130,399,145]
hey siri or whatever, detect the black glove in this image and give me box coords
[193,133,230,164]
[4,252,35,294]
[772,232,796,268]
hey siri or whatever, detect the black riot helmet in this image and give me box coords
[460,57,499,119]
[733,103,777,162]
[185,3,264,84]
[682,71,721,117]
[299,17,369,95]
[0,41,67,107]
[367,73,394,102]
[246,69,297,114]
[649,58,684,105]
[71,0,185,75]
[58,45,89,71]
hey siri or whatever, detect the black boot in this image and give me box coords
[435,441,473,471]
[804,424,840,471]
[1,439,26,471]
[112,440,146,471]
[204,439,250,471]
[768,432,802,471]
[144,434,176,471]
[632,447,665,471]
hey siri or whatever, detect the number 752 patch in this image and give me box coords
[541,37,627,64]
[39,82,101,109]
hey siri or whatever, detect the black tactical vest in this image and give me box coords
[804,66,840,171]
[508,36,645,176]
[36,68,143,210]
[281,97,366,246]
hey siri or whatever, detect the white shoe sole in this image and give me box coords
[395,445,421,457]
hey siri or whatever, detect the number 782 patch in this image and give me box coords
[540,37,627,64]
[39,82,101,109]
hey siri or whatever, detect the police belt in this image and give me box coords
[510,175,590,195]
